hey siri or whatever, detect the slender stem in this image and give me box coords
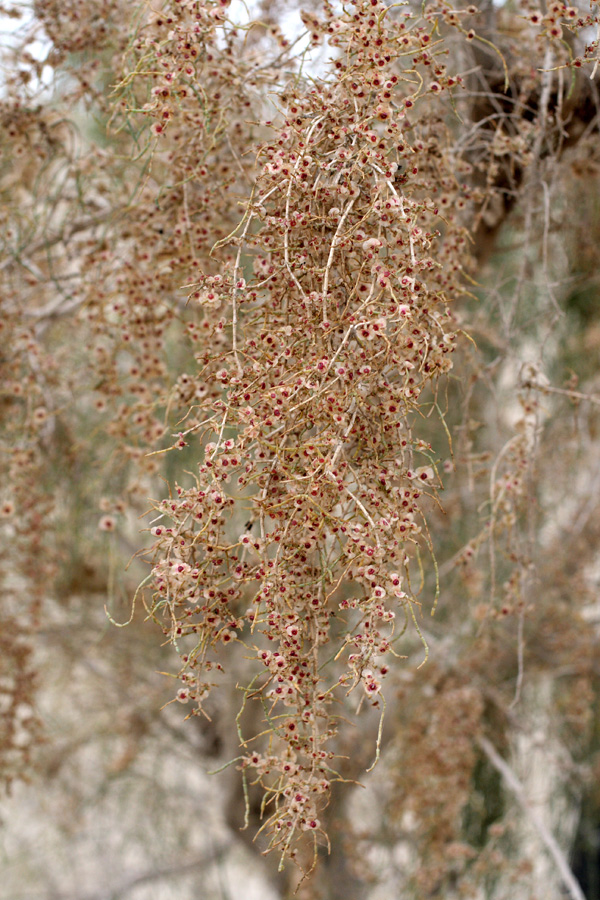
[478,736,586,900]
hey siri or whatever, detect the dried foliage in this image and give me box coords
[2,0,600,892]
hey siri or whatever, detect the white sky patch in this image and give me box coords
[0,3,54,94]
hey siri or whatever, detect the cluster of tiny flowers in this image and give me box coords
[145,0,478,858]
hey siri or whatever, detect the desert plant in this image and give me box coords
[2,1,600,896]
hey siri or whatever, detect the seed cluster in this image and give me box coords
[142,0,477,856]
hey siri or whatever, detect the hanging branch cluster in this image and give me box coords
[142,0,479,859]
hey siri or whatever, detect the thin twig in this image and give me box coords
[477,736,586,900]
[510,609,525,709]
[523,379,600,408]
[322,196,356,322]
